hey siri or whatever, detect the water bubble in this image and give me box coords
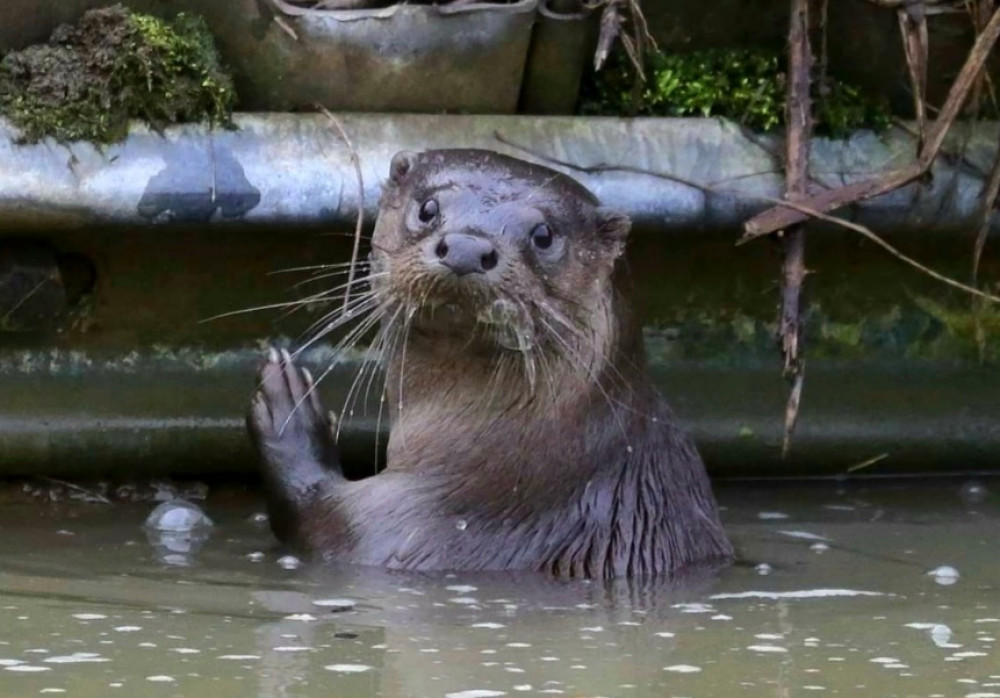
[144,501,213,533]
[810,543,830,553]
[755,563,774,575]
[905,622,958,648]
[246,552,265,563]
[248,512,269,526]
[144,501,213,567]
[455,519,468,531]
[277,555,302,570]
[960,481,990,506]
[928,565,960,585]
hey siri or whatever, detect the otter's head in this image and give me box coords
[370,149,631,365]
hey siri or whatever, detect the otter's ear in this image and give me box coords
[389,151,418,184]
[596,207,631,249]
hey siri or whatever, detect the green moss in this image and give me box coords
[0,5,235,144]
[579,47,891,136]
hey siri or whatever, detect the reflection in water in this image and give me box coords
[0,478,997,697]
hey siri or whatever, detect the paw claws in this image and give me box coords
[280,348,293,365]
[302,367,315,387]
[268,346,280,364]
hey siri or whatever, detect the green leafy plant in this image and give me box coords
[0,5,235,144]
[580,47,890,136]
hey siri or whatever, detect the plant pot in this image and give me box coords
[520,0,597,114]
[224,0,539,113]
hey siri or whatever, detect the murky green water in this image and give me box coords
[0,479,997,698]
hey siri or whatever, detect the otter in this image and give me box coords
[247,149,733,578]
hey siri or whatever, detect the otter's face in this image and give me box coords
[370,149,630,354]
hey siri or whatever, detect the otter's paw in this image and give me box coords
[248,348,338,465]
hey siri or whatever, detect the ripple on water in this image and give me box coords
[663,665,702,673]
[324,664,373,673]
[44,653,110,664]
[747,645,788,653]
[311,598,356,611]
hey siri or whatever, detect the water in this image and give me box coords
[0,479,997,697]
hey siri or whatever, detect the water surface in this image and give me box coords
[0,479,997,697]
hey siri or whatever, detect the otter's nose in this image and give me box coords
[434,233,499,276]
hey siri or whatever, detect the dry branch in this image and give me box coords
[742,6,1000,242]
[974,140,1000,283]
[897,4,929,145]
[759,199,1000,303]
[779,0,813,456]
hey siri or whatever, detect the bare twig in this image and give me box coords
[743,6,1000,240]
[591,0,657,76]
[782,370,805,457]
[818,0,830,91]
[317,106,365,313]
[751,198,1000,303]
[846,452,890,473]
[778,0,812,456]
[971,132,1000,359]
[273,15,299,41]
[594,0,626,72]
[897,3,929,146]
[973,135,1000,286]
[38,477,112,504]
[967,0,996,113]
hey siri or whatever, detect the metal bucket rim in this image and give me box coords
[271,0,537,21]
[538,0,591,21]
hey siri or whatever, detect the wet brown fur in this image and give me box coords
[247,149,733,579]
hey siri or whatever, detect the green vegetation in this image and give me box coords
[0,5,235,144]
[580,47,891,136]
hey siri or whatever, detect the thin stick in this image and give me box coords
[897,4,929,147]
[743,6,1000,240]
[38,477,112,504]
[973,138,1000,286]
[971,132,1000,360]
[779,0,812,456]
[758,198,1000,303]
[317,106,365,314]
[846,452,890,473]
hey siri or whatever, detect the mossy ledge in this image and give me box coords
[0,4,236,144]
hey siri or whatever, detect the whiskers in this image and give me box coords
[531,299,646,452]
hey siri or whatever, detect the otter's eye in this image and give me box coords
[530,223,553,250]
[418,199,439,223]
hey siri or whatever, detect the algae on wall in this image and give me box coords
[0,4,235,144]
